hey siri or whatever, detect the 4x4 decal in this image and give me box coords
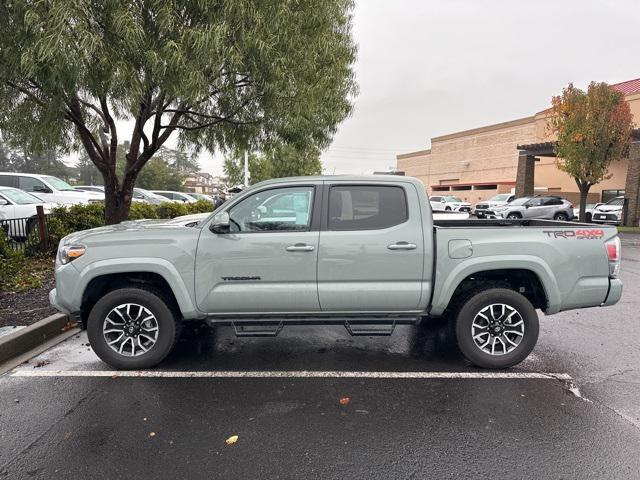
[543,229,604,239]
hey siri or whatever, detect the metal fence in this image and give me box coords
[0,206,51,255]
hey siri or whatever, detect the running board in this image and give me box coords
[215,316,421,338]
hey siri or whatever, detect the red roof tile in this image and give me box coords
[611,77,640,95]
[537,77,640,115]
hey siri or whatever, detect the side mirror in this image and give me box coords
[210,211,230,234]
[524,204,530,208]
[34,185,52,194]
[0,198,8,206]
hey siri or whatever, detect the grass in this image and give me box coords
[617,226,640,234]
[0,256,55,293]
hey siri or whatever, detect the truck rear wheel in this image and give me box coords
[87,287,179,369]
[454,288,539,369]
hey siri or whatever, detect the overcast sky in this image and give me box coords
[94,0,640,177]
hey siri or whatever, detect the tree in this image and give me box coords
[0,1,357,223]
[223,144,322,186]
[550,82,633,221]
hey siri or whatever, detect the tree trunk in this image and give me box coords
[578,182,590,223]
[103,174,135,225]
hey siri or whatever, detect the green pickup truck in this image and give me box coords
[50,176,623,369]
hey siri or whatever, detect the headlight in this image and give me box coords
[58,245,86,265]
[616,211,622,219]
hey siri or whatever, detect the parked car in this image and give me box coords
[75,186,167,205]
[573,203,597,223]
[0,187,52,238]
[0,173,103,205]
[474,193,515,218]
[591,196,624,225]
[151,190,198,203]
[429,195,472,212]
[491,196,574,221]
[74,185,105,194]
[50,175,622,371]
[187,192,215,203]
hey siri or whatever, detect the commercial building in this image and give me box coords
[183,172,223,195]
[396,78,640,207]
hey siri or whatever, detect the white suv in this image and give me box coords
[429,195,471,212]
[0,173,103,205]
[591,196,624,225]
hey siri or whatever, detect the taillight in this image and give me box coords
[605,237,621,277]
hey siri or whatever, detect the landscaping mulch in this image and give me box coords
[0,261,57,328]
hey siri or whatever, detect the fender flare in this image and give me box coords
[72,257,201,319]
[429,255,561,316]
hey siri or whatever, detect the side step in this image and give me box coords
[344,319,396,336]
[216,316,421,338]
[231,320,284,337]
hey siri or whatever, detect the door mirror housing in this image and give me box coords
[0,198,8,206]
[210,211,230,234]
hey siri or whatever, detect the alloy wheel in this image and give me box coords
[103,303,159,357]
[471,303,525,355]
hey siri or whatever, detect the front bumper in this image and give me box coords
[592,212,621,224]
[602,278,623,307]
[49,288,70,314]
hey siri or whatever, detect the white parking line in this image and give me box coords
[11,370,573,380]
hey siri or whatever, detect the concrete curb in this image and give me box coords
[0,313,73,364]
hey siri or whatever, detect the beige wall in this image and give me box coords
[397,117,536,204]
[398,91,639,206]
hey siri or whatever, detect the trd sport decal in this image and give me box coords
[543,229,604,239]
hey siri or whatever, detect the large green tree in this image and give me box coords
[0,0,357,223]
[223,144,323,186]
[550,82,633,221]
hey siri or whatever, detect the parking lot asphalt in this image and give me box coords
[1,235,639,479]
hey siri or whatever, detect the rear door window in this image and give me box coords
[328,185,408,231]
[0,176,18,188]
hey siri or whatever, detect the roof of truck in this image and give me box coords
[252,175,423,187]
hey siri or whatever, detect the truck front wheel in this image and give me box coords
[454,288,539,369]
[87,287,179,369]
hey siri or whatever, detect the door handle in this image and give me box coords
[286,243,315,252]
[387,242,417,250]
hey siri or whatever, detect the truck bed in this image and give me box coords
[433,219,594,228]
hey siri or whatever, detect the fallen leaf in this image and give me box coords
[149,432,156,438]
[33,360,50,368]
[339,397,350,405]
[225,435,238,445]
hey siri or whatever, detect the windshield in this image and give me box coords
[490,194,512,202]
[509,197,531,206]
[445,196,463,202]
[1,188,43,205]
[606,197,624,206]
[42,176,75,191]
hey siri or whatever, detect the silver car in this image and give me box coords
[492,196,574,221]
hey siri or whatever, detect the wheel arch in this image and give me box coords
[75,258,200,328]
[430,259,561,316]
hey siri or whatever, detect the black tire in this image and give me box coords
[585,213,592,223]
[87,287,179,369]
[554,212,568,221]
[445,206,452,211]
[454,288,539,369]
[476,213,485,219]
[506,213,521,220]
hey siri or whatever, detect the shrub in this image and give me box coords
[128,202,160,220]
[0,230,26,288]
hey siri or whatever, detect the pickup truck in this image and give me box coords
[50,176,623,370]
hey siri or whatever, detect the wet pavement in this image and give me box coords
[1,235,639,479]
